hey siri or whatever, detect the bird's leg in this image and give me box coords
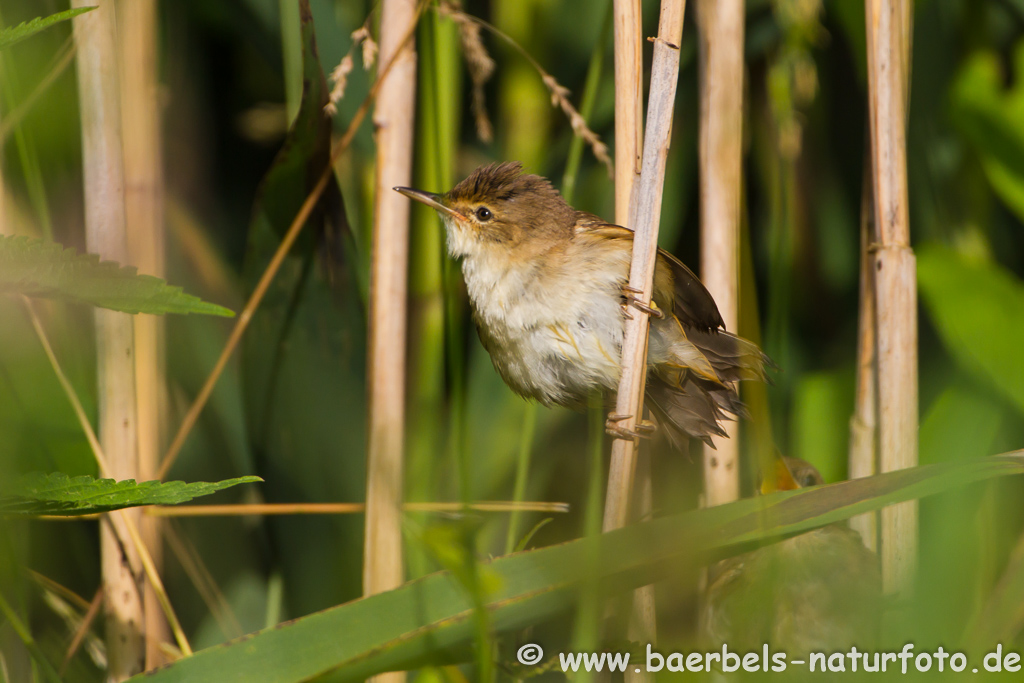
[605,413,639,440]
[621,284,664,319]
[605,413,658,440]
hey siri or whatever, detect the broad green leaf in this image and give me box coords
[950,43,1024,223]
[0,235,234,316]
[790,370,853,482]
[917,244,1024,417]
[969,529,1024,649]
[0,472,261,517]
[916,383,1005,638]
[0,7,94,50]
[920,383,1002,466]
[133,454,1024,683]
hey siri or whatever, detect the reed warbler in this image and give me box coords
[395,162,770,445]
[704,458,881,653]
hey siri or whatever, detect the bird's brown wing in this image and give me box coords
[575,214,773,445]
[657,249,725,332]
[572,214,725,332]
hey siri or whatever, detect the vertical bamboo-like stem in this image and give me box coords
[119,0,167,668]
[602,0,644,536]
[603,0,687,529]
[848,157,878,552]
[696,0,744,507]
[612,0,643,229]
[603,6,685,655]
[605,16,656,660]
[603,26,687,677]
[71,1,145,679]
[365,2,417,682]
[865,0,917,597]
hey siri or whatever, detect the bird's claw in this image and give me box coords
[606,424,641,440]
[604,414,657,440]
[627,296,664,319]
[621,285,664,319]
[636,419,657,434]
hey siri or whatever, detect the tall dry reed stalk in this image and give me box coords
[118,0,168,667]
[603,1,687,673]
[864,0,917,598]
[612,0,642,231]
[602,0,645,536]
[71,0,145,678]
[849,157,878,552]
[605,2,652,676]
[696,0,744,507]
[365,2,418,682]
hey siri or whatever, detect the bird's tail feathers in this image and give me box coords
[646,375,733,449]
[688,328,775,383]
[646,329,771,447]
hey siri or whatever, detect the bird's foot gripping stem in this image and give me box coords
[621,285,664,319]
[605,413,658,440]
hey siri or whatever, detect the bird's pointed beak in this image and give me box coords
[394,187,464,221]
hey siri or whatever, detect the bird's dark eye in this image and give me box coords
[475,206,493,221]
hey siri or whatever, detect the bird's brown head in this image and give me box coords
[395,162,576,258]
[760,456,824,494]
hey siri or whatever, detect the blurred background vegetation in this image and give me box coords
[2,0,1024,680]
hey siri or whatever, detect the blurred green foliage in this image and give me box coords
[135,455,1024,683]
[1,0,1024,681]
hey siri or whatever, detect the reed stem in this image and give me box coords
[119,0,168,667]
[612,0,643,229]
[603,25,688,680]
[71,0,145,677]
[849,154,878,552]
[365,3,419,683]
[696,0,744,507]
[864,0,917,599]
[603,0,686,533]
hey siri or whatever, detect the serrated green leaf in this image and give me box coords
[918,244,1024,417]
[0,7,95,50]
[0,472,261,517]
[132,454,1024,683]
[0,235,234,316]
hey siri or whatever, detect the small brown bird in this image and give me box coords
[395,162,770,445]
[703,458,882,654]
